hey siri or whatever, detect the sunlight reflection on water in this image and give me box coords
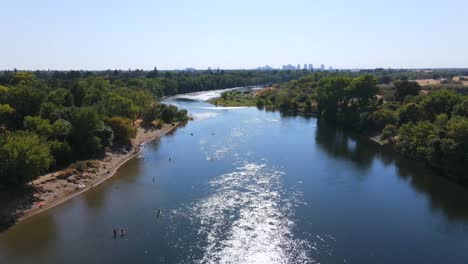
[188,162,313,264]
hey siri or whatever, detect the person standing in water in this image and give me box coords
[120,228,124,238]
[113,228,117,238]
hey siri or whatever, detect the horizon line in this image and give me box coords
[1,67,468,72]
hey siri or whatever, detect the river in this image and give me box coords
[1,89,468,264]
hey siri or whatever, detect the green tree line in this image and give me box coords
[0,69,311,98]
[255,73,468,183]
[0,72,188,187]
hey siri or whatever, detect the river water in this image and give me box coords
[1,90,468,264]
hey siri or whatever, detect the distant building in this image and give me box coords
[304,64,308,70]
[185,68,197,72]
[297,64,301,70]
[320,64,325,71]
[282,64,296,70]
[309,64,313,71]
[257,65,274,71]
[328,66,333,71]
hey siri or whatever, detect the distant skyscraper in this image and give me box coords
[309,64,313,71]
[282,64,296,70]
[304,64,307,70]
[297,64,301,70]
[329,66,333,71]
[256,65,274,70]
[320,64,325,71]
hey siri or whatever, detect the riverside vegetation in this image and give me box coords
[0,68,313,189]
[0,72,190,188]
[214,71,468,184]
[1,68,467,187]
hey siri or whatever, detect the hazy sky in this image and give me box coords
[1,0,467,70]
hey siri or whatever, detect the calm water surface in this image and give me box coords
[1,90,468,264]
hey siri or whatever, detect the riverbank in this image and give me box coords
[0,121,179,229]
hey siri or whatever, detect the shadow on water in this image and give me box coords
[393,156,468,222]
[314,119,468,223]
[0,187,38,232]
[0,211,58,258]
[315,119,379,171]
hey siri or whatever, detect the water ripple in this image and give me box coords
[190,163,313,264]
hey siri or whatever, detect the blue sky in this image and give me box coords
[1,0,467,70]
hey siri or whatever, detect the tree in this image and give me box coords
[39,102,65,122]
[256,98,265,109]
[103,93,136,119]
[446,116,468,144]
[162,78,179,95]
[51,119,72,140]
[94,125,114,149]
[452,98,468,117]
[0,85,9,102]
[70,107,112,158]
[23,116,53,138]
[5,86,44,127]
[115,89,153,117]
[315,77,352,119]
[160,104,178,123]
[394,80,421,101]
[146,67,159,78]
[368,108,397,131]
[0,104,15,129]
[421,89,462,120]
[141,103,161,124]
[432,114,448,128]
[304,100,313,113]
[398,102,425,124]
[71,81,86,107]
[397,121,437,159]
[45,88,73,106]
[9,72,37,86]
[48,140,72,166]
[345,74,378,105]
[0,131,53,186]
[104,117,136,145]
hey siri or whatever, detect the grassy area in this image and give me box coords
[209,91,257,106]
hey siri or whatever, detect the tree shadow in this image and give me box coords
[314,118,468,223]
[394,156,468,222]
[314,119,379,171]
[0,185,39,232]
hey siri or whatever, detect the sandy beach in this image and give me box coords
[0,122,179,227]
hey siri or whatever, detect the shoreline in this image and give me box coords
[3,122,180,227]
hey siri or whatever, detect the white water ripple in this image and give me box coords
[191,163,313,264]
